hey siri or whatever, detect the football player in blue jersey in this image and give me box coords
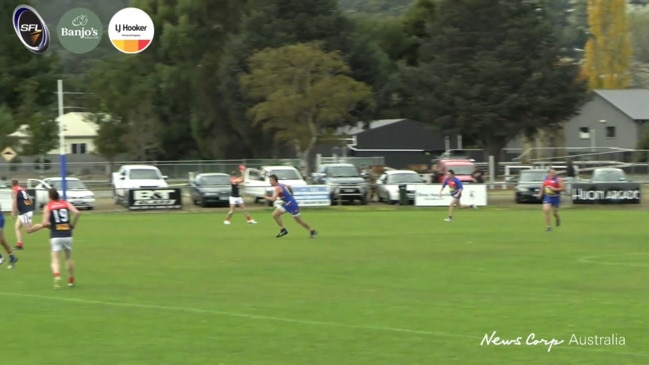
[439,170,476,222]
[265,174,317,238]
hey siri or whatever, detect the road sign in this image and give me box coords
[1,147,17,162]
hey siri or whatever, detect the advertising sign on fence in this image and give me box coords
[572,183,641,204]
[128,188,183,210]
[290,185,331,207]
[415,184,488,207]
[0,188,11,212]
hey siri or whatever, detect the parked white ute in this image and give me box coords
[242,165,307,204]
[112,165,168,205]
[29,177,96,210]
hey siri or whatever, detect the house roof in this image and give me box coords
[594,89,649,120]
[336,119,406,135]
[9,112,103,138]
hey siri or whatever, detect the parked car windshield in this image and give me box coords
[519,171,546,183]
[199,175,230,185]
[130,169,161,180]
[47,179,87,190]
[593,169,627,182]
[447,165,474,175]
[390,173,422,184]
[327,166,360,178]
[269,169,301,180]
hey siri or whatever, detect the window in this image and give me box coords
[579,127,590,139]
[606,126,616,138]
[268,169,301,180]
[129,169,161,180]
[71,143,87,154]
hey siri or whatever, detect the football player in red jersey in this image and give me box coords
[42,189,80,288]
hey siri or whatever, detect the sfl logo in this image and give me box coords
[133,189,176,205]
[13,5,50,54]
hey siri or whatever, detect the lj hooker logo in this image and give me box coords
[57,7,103,54]
[108,7,155,54]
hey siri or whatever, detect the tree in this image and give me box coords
[0,1,58,112]
[20,112,57,157]
[83,0,248,160]
[628,8,649,87]
[401,0,436,64]
[219,0,391,158]
[15,80,57,157]
[241,43,374,173]
[629,8,649,64]
[0,0,59,151]
[91,114,127,172]
[398,0,586,170]
[583,0,632,89]
[338,0,417,16]
[543,0,589,59]
[122,105,163,161]
[0,105,17,149]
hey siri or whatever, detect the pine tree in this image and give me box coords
[583,0,633,89]
[399,0,586,169]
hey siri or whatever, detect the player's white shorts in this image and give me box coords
[229,197,244,205]
[19,211,33,226]
[50,237,73,252]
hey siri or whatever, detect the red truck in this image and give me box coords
[432,158,477,183]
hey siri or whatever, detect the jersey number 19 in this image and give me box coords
[53,209,70,230]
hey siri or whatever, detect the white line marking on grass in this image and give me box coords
[0,292,441,336]
[1,292,648,359]
[578,252,649,268]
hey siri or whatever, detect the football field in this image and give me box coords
[1,207,648,365]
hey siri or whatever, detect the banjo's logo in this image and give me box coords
[57,8,103,54]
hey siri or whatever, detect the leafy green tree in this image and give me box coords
[242,43,374,173]
[401,0,436,65]
[84,0,248,160]
[583,0,632,89]
[0,105,17,149]
[628,8,649,87]
[339,0,417,16]
[15,79,57,157]
[20,111,57,157]
[219,0,391,157]
[543,0,588,58]
[629,8,649,64]
[90,113,128,172]
[397,0,586,169]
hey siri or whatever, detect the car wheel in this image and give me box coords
[87,206,94,211]
[200,198,207,207]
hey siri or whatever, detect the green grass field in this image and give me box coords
[2,207,648,365]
